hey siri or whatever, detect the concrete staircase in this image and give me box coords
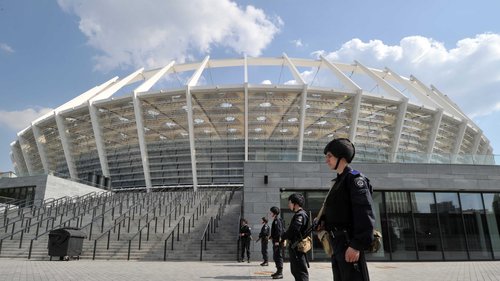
[0,188,241,261]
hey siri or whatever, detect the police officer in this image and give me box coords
[257,217,270,266]
[239,218,252,263]
[282,193,309,281]
[270,206,284,279]
[319,138,375,281]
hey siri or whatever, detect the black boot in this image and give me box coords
[271,268,283,279]
[260,261,269,266]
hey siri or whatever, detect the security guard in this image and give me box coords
[239,218,252,263]
[270,206,284,279]
[319,138,375,281]
[257,217,270,266]
[282,193,309,281]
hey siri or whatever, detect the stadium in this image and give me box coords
[9,55,494,188]
[3,55,500,262]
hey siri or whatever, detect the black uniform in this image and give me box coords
[283,209,309,281]
[259,223,270,262]
[270,217,284,272]
[239,224,252,262]
[321,166,375,281]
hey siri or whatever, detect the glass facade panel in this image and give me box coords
[435,192,467,260]
[384,192,417,260]
[412,192,442,260]
[277,189,500,261]
[460,193,492,260]
[483,193,500,259]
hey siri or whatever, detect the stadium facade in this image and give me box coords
[9,55,494,189]
[7,55,500,261]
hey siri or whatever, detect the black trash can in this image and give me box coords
[48,227,86,260]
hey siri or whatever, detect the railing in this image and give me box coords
[199,190,231,261]
[27,192,120,259]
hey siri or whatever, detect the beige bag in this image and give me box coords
[296,236,312,253]
[317,230,333,256]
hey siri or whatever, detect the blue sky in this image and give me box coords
[1,0,500,172]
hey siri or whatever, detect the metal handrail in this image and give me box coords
[27,193,122,259]
[199,191,231,261]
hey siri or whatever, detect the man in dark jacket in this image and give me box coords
[282,193,309,281]
[319,138,375,281]
[258,217,270,266]
[270,206,284,279]
[239,218,252,263]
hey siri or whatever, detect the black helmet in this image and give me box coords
[323,138,355,163]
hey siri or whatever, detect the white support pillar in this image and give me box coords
[55,112,78,179]
[390,99,409,162]
[320,56,361,91]
[320,56,362,142]
[31,123,49,174]
[185,56,210,191]
[386,68,439,109]
[283,53,308,161]
[297,85,308,161]
[88,102,110,177]
[132,94,151,191]
[451,121,467,163]
[471,130,482,156]
[244,55,249,162]
[283,53,306,85]
[10,152,20,176]
[349,90,362,142]
[90,68,144,102]
[10,141,29,176]
[355,61,407,100]
[133,62,175,191]
[426,108,443,163]
[355,63,410,162]
[17,133,34,175]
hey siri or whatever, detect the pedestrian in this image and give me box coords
[270,206,284,279]
[282,193,309,281]
[318,138,375,281]
[257,216,270,266]
[239,218,252,263]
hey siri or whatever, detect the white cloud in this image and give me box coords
[291,39,305,48]
[0,43,14,53]
[314,33,500,118]
[261,79,272,85]
[57,0,282,71]
[0,108,53,131]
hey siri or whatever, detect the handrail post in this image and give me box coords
[93,240,97,260]
[107,231,111,250]
[127,240,131,260]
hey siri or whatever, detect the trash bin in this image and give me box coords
[48,227,86,260]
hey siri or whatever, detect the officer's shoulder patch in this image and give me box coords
[296,215,303,223]
[354,177,366,188]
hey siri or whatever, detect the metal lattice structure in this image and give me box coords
[10,55,493,190]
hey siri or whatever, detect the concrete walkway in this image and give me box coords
[0,260,499,280]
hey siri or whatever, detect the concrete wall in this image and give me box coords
[42,175,107,200]
[243,161,500,259]
[0,174,107,205]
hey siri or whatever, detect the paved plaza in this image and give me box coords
[0,259,499,281]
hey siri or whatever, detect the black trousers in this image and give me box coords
[240,238,250,260]
[261,239,269,262]
[272,243,283,270]
[288,247,308,281]
[331,235,370,281]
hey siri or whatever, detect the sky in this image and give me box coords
[1,0,500,172]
